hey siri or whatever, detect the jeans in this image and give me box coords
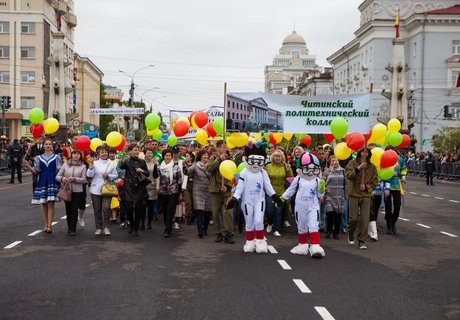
[65,192,83,232]
[195,210,211,235]
[9,161,22,183]
[265,194,283,232]
[91,194,111,229]
[159,193,180,232]
[341,199,349,229]
[384,190,401,226]
[146,199,160,225]
[125,200,147,232]
[319,203,326,231]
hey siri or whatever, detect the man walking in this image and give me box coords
[8,139,23,184]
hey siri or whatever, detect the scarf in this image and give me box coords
[160,160,174,184]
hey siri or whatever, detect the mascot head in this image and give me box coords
[244,140,266,173]
[298,152,320,180]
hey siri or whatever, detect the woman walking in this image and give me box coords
[56,150,87,235]
[23,137,62,233]
[144,148,159,229]
[87,145,118,236]
[185,150,212,238]
[158,148,182,238]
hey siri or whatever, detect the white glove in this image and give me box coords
[401,176,406,183]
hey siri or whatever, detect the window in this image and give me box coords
[453,70,460,88]
[0,71,9,83]
[21,22,35,34]
[453,40,460,55]
[0,46,9,58]
[413,41,417,57]
[21,71,35,83]
[0,21,9,33]
[292,51,300,59]
[21,97,35,109]
[303,60,312,67]
[21,46,35,59]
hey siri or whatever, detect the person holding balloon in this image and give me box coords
[23,137,62,233]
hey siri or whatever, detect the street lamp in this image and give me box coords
[148,96,167,113]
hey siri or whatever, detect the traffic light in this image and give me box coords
[444,105,451,118]
[1,96,11,110]
[6,96,10,109]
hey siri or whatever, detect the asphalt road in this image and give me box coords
[0,176,459,320]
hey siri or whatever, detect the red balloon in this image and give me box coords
[343,133,351,143]
[380,150,398,168]
[364,129,372,142]
[75,136,91,152]
[189,111,197,122]
[194,111,208,128]
[173,120,189,137]
[115,135,126,151]
[397,134,411,149]
[205,123,217,138]
[347,132,366,151]
[323,133,335,143]
[300,134,312,147]
[269,133,277,145]
[29,123,44,138]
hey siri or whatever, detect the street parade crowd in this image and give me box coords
[3,128,417,256]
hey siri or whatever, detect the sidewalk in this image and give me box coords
[0,170,32,181]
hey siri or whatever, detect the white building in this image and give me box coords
[327,1,460,152]
[265,31,318,94]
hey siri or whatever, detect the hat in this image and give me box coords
[0,135,6,139]
[171,146,180,153]
[299,152,320,167]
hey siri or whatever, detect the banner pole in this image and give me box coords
[223,82,227,141]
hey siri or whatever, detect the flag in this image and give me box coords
[394,10,400,38]
[456,73,460,88]
[56,9,62,31]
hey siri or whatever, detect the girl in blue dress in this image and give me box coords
[23,137,62,233]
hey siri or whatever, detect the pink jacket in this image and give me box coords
[56,162,87,193]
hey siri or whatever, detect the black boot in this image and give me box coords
[391,222,397,235]
[386,220,393,235]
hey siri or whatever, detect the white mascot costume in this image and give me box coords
[227,141,282,254]
[281,152,326,258]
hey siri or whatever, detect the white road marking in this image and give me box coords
[51,221,58,226]
[416,223,431,229]
[421,194,429,197]
[440,231,458,238]
[268,245,278,254]
[28,230,43,236]
[293,279,311,293]
[449,200,459,203]
[315,306,336,320]
[4,241,22,249]
[398,217,410,221]
[277,260,292,270]
[60,215,67,220]
[410,192,418,195]
[435,197,444,200]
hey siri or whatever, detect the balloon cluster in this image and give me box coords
[28,108,60,138]
[367,118,410,149]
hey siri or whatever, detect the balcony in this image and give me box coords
[67,13,77,28]
[53,1,68,14]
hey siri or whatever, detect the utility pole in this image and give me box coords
[1,96,11,136]
[128,80,135,135]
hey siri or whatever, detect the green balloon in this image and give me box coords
[294,133,304,140]
[152,129,163,141]
[263,133,270,141]
[167,134,177,147]
[388,132,403,147]
[330,117,348,140]
[237,162,246,174]
[145,113,161,130]
[378,167,394,180]
[213,116,224,135]
[29,108,44,124]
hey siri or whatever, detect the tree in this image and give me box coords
[99,83,116,139]
[431,126,460,152]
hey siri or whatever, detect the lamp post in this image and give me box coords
[118,64,155,138]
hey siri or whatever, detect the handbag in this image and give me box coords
[175,201,185,218]
[57,182,71,202]
[100,163,119,197]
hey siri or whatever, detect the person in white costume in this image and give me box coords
[280,152,326,258]
[227,141,282,253]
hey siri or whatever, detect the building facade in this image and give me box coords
[264,31,318,94]
[327,0,460,152]
[0,0,78,139]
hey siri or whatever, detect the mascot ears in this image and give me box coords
[244,140,266,158]
[300,152,320,167]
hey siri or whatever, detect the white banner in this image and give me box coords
[89,108,145,115]
[170,106,224,138]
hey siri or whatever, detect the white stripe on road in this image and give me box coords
[421,194,429,197]
[51,221,58,226]
[314,306,336,320]
[440,231,458,238]
[268,245,278,254]
[277,260,292,270]
[449,200,459,203]
[410,192,418,195]
[398,217,410,221]
[60,215,67,220]
[416,223,431,229]
[435,197,444,200]
[293,279,311,293]
[28,230,43,236]
[4,241,22,249]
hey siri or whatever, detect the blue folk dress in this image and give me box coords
[32,153,62,204]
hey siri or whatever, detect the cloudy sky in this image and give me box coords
[74,0,363,114]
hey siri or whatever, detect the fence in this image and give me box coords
[407,160,460,181]
[0,149,9,172]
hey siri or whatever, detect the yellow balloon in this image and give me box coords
[334,142,352,160]
[372,123,387,139]
[191,115,199,129]
[43,118,59,135]
[375,135,386,146]
[106,131,122,147]
[370,147,384,168]
[226,137,235,149]
[253,133,262,140]
[147,129,155,136]
[90,138,103,152]
[177,117,190,127]
[219,160,237,180]
[231,133,249,147]
[196,129,208,145]
[283,133,293,141]
[387,118,401,133]
[273,133,283,143]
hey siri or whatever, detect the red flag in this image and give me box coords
[456,73,460,88]
[394,10,400,38]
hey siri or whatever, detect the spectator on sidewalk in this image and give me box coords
[8,139,23,184]
[425,152,435,186]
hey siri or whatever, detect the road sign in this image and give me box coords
[89,108,144,115]
[127,132,135,140]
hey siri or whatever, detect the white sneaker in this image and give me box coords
[309,244,326,258]
[273,231,281,237]
[283,220,291,227]
[209,220,214,225]
[243,240,256,253]
[290,244,309,255]
[266,224,273,233]
[78,217,85,227]
[255,239,268,254]
[103,227,111,236]
[94,229,102,235]
[174,222,180,230]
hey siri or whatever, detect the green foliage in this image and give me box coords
[431,127,460,152]
[99,82,116,139]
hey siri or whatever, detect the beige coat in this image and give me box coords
[56,162,87,193]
